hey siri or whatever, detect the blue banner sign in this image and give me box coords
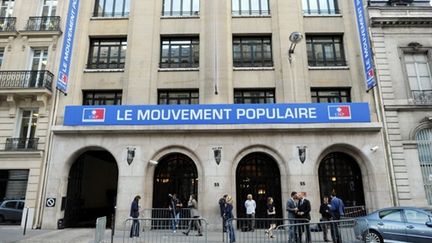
[56,0,80,94]
[64,103,371,126]
[354,0,376,91]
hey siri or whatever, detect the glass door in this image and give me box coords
[29,48,48,87]
[18,110,38,149]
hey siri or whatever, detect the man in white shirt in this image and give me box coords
[244,194,256,231]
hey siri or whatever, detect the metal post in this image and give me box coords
[23,207,29,235]
[111,207,116,243]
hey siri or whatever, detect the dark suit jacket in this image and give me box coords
[297,198,311,220]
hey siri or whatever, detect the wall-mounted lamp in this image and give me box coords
[297,146,307,164]
[127,147,136,165]
[288,32,303,63]
[149,160,159,165]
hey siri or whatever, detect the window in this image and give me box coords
[232,0,270,16]
[233,36,273,67]
[4,201,16,208]
[404,52,432,104]
[94,0,130,17]
[158,90,199,104]
[160,37,199,68]
[302,0,339,15]
[11,110,38,150]
[0,48,4,68]
[83,90,122,105]
[88,38,127,69]
[311,88,351,103]
[41,0,57,16]
[378,210,402,222]
[306,35,346,67]
[163,0,199,16]
[404,210,430,224]
[0,0,14,17]
[234,89,275,104]
[416,128,432,205]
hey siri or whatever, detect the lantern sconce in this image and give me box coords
[297,146,307,164]
[127,147,136,165]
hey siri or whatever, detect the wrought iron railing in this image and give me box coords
[162,11,200,17]
[93,11,130,17]
[303,8,341,15]
[25,16,61,31]
[0,70,53,90]
[5,138,39,151]
[232,10,271,16]
[159,62,199,69]
[412,90,432,104]
[0,17,16,32]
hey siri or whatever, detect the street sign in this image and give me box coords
[46,198,56,207]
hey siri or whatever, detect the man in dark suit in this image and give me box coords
[296,192,311,243]
[286,191,298,243]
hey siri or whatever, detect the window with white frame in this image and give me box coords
[0,48,4,68]
[302,0,339,15]
[232,0,270,16]
[14,109,39,149]
[41,0,57,16]
[163,0,200,16]
[404,52,432,104]
[0,0,14,17]
[416,127,432,205]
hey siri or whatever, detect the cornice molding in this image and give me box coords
[371,17,432,27]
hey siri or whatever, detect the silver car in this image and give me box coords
[354,207,432,243]
[0,200,25,223]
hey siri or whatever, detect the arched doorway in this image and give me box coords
[236,152,282,222]
[64,150,118,228]
[152,153,198,209]
[318,152,365,207]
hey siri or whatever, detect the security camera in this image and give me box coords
[149,160,159,165]
[289,32,303,44]
[370,146,379,152]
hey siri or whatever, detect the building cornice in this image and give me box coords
[51,123,382,134]
[371,16,432,27]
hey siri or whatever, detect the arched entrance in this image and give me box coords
[152,153,198,209]
[64,150,118,227]
[318,152,365,207]
[236,152,282,222]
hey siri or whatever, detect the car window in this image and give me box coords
[17,201,24,210]
[379,209,403,222]
[4,201,17,209]
[405,210,430,224]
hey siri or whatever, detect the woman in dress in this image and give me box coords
[265,197,276,238]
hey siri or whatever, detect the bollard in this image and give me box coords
[23,207,29,235]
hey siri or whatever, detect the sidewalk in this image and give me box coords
[0,226,226,243]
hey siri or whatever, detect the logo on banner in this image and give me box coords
[82,108,106,122]
[328,105,351,120]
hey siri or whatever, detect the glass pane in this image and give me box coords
[251,0,259,11]
[105,0,115,15]
[379,210,402,222]
[163,0,171,15]
[110,46,119,64]
[241,0,249,11]
[309,0,318,13]
[409,77,420,90]
[261,0,269,11]
[183,0,191,13]
[405,210,429,224]
[114,0,125,16]
[95,0,104,15]
[420,77,432,90]
[192,0,199,12]
[124,0,130,15]
[172,0,181,13]
[319,0,329,12]
[232,0,240,12]
[99,46,109,65]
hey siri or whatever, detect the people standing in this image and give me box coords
[224,196,236,243]
[286,191,298,243]
[319,196,332,242]
[330,192,344,243]
[296,192,311,243]
[265,197,276,238]
[169,193,183,233]
[183,194,202,236]
[129,195,141,238]
[219,194,228,232]
[244,194,256,231]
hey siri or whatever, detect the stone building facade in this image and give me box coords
[37,0,396,229]
[368,0,432,207]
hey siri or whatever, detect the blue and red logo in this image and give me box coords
[328,105,351,120]
[82,108,106,122]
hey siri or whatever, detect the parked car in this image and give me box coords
[0,199,25,223]
[354,207,432,243]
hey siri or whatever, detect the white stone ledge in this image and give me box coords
[158,68,199,72]
[308,66,349,70]
[303,14,342,18]
[90,17,129,21]
[160,15,200,20]
[232,15,271,19]
[233,67,275,71]
[0,151,43,159]
[84,68,124,73]
[52,122,382,134]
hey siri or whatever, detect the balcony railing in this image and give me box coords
[5,138,39,151]
[412,90,432,104]
[25,16,61,31]
[232,10,271,16]
[0,70,53,91]
[0,17,16,32]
